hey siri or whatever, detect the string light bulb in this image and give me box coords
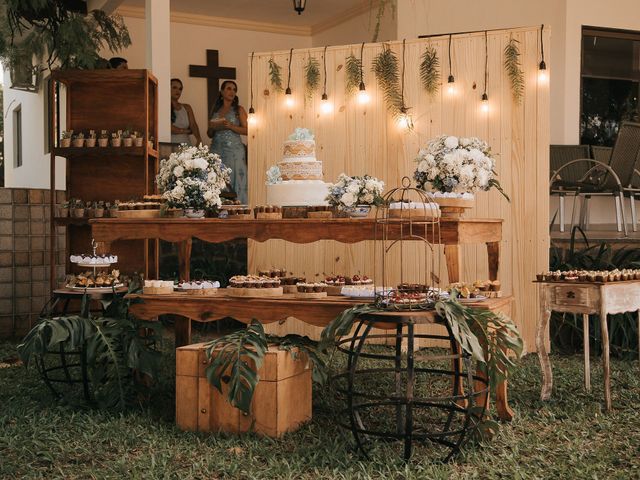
[481,31,489,113]
[320,45,332,115]
[481,93,489,113]
[397,108,413,130]
[248,52,256,125]
[320,93,333,114]
[539,24,548,84]
[447,34,456,95]
[357,81,370,104]
[284,48,294,108]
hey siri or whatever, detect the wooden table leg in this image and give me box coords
[486,241,500,281]
[583,313,591,392]
[599,306,612,411]
[444,244,461,283]
[174,316,192,349]
[536,289,553,400]
[178,238,193,281]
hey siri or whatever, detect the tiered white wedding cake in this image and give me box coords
[266,128,330,206]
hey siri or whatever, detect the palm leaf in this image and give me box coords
[204,320,268,414]
[372,44,403,117]
[304,54,320,101]
[268,58,283,93]
[419,44,440,97]
[267,334,328,385]
[503,37,524,104]
[345,53,362,96]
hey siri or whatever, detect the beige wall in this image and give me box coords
[311,7,397,47]
[117,15,312,147]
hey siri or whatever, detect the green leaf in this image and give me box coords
[504,37,524,104]
[372,44,403,118]
[204,320,268,415]
[419,44,440,97]
[345,53,362,96]
[304,54,320,101]
[268,58,283,93]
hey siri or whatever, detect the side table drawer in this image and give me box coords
[553,286,590,306]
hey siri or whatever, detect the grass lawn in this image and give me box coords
[1,337,639,479]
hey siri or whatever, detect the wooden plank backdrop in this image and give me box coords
[247,26,550,352]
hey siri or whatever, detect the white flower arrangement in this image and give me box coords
[326,174,385,210]
[288,127,314,141]
[156,144,231,211]
[266,165,282,185]
[413,135,508,199]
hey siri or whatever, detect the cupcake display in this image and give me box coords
[535,269,640,283]
[228,275,282,288]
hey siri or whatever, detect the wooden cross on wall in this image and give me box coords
[189,49,236,116]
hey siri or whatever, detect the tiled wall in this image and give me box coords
[0,188,66,338]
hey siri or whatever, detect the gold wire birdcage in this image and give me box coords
[373,177,442,310]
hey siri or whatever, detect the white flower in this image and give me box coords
[347,182,360,194]
[340,192,356,207]
[444,136,459,149]
[193,157,209,170]
[362,193,374,204]
[173,165,184,177]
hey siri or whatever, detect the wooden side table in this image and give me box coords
[536,280,640,411]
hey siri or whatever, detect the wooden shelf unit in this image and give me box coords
[49,69,159,289]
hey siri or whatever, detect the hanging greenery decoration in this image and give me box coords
[370,0,395,42]
[504,37,524,104]
[419,44,440,97]
[372,43,403,117]
[304,54,320,100]
[345,53,362,96]
[268,58,283,92]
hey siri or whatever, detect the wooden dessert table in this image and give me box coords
[90,217,503,283]
[536,280,640,411]
[128,291,515,420]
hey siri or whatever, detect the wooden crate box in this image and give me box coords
[176,342,312,437]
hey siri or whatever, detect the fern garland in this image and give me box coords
[304,54,320,100]
[345,53,362,96]
[372,44,403,117]
[504,37,524,104]
[268,58,283,93]
[419,44,440,97]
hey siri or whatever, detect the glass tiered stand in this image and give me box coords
[332,178,489,462]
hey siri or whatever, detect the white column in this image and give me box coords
[146,0,171,142]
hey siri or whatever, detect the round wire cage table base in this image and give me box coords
[332,312,489,462]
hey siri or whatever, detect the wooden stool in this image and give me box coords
[176,342,312,437]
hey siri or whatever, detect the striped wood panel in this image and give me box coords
[247,26,550,351]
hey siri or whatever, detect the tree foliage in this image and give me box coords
[0,0,131,75]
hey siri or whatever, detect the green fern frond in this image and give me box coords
[268,58,283,93]
[372,44,403,117]
[304,54,320,100]
[504,37,524,104]
[419,44,440,97]
[205,320,268,414]
[345,53,362,96]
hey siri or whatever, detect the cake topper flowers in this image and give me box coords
[287,127,314,141]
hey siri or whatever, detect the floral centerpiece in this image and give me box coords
[413,135,508,200]
[326,174,385,216]
[156,144,231,217]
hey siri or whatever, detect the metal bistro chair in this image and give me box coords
[549,144,591,232]
[551,122,640,236]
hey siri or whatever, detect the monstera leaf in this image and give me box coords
[205,320,268,414]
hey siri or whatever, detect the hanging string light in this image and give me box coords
[248,51,256,125]
[357,42,370,105]
[447,34,456,95]
[285,47,294,108]
[320,45,333,114]
[538,24,548,83]
[481,31,489,113]
[397,39,413,130]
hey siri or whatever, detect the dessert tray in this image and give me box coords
[66,269,122,291]
[143,280,175,295]
[70,254,118,268]
[175,280,220,295]
[295,283,329,299]
[226,286,283,297]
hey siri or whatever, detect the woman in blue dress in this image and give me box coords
[208,80,248,204]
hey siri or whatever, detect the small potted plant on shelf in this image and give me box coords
[98,130,109,147]
[85,130,97,147]
[122,129,133,147]
[85,201,95,218]
[58,201,70,218]
[326,174,385,218]
[60,130,73,148]
[109,201,119,217]
[156,144,232,218]
[94,201,105,218]
[72,132,85,148]
[72,199,85,218]
[111,130,122,147]
[132,131,144,147]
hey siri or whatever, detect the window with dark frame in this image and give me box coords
[13,105,22,168]
[580,26,640,146]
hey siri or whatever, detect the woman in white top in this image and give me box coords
[171,78,202,146]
